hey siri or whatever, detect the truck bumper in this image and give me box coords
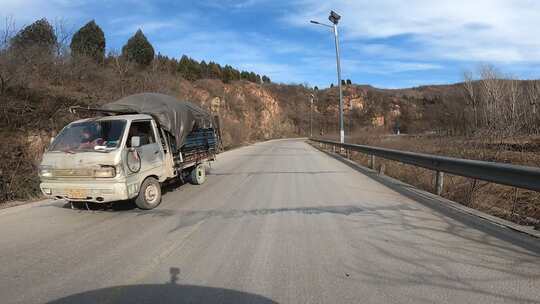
[39,180,136,203]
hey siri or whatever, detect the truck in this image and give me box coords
[38,93,220,210]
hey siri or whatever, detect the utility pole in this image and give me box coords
[311,10,344,143]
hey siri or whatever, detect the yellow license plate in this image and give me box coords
[66,189,88,199]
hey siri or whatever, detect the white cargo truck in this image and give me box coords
[38,93,220,209]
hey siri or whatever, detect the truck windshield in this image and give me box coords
[50,120,126,153]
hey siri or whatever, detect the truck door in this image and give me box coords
[126,120,164,178]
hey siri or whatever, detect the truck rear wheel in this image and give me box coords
[189,164,206,185]
[135,177,162,210]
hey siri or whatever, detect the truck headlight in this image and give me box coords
[94,167,116,178]
[39,166,53,178]
[115,164,124,177]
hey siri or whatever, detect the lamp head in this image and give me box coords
[328,10,341,25]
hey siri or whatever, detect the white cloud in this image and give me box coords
[200,0,263,9]
[290,0,540,63]
[111,20,181,36]
[0,0,89,23]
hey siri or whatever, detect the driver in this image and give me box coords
[79,127,103,149]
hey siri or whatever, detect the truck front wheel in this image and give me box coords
[189,164,207,185]
[135,177,162,210]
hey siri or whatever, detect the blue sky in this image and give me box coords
[3,0,540,88]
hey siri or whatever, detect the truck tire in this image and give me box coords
[135,177,162,210]
[189,164,206,185]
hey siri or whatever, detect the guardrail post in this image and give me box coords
[435,171,444,195]
[369,155,375,169]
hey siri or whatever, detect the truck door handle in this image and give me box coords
[154,150,159,154]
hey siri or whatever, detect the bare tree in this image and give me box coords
[507,76,520,133]
[0,16,17,93]
[526,81,540,133]
[1,15,16,50]
[463,70,479,129]
[53,18,73,58]
[479,65,505,132]
[108,50,131,96]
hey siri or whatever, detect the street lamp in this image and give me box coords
[310,10,344,143]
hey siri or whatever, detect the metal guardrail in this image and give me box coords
[310,138,540,194]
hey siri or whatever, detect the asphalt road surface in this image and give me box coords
[1,139,539,304]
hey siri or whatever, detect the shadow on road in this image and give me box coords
[61,200,138,211]
[47,267,278,304]
[167,203,419,232]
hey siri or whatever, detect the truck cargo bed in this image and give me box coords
[173,128,218,169]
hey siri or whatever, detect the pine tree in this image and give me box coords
[261,75,271,83]
[11,18,57,54]
[189,57,202,80]
[121,29,154,66]
[208,62,222,79]
[346,79,352,85]
[247,72,256,83]
[232,68,241,81]
[70,20,105,61]
[200,60,208,78]
[240,71,250,80]
[177,55,191,79]
[222,65,236,83]
[177,55,203,81]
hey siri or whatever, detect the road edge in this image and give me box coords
[0,199,55,216]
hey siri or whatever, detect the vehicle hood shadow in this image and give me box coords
[47,283,278,304]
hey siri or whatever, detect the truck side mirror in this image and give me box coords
[131,136,141,148]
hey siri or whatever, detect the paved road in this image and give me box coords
[1,139,539,304]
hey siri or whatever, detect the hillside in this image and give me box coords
[316,78,540,138]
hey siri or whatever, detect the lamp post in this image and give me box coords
[310,10,344,143]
